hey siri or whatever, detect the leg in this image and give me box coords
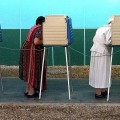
[95,88,102,95]
[95,88,107,99]
[25,84,39,98]
[27,84,34,95]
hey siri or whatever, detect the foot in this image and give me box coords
[26,92,39,98]
[34,88,45,93]
[95,94,105,99]
[24,92,28,96]
[34,88,39,93]
[101,91,107,97]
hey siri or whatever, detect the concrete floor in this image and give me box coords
[0,77,120,103]
[1,78,120,120]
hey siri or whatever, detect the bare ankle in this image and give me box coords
[27,84,34,95]
[96,88,102,95]
[101,88,106,92]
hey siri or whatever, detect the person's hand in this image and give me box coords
[34,38,43,45]
[108,44,112,47]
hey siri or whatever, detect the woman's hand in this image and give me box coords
[34,38,43,45]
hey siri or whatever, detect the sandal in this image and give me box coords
[24,92,28,96]
[26,92,39,98]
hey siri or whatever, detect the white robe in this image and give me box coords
[89,25,111,88]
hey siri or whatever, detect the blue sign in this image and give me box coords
[66,17,73,45]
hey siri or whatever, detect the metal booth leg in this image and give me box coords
[107,47,113,101]
[39,47,46,99]
[65,46,71,100]
[67,46,73,92]
[0,65,3,91]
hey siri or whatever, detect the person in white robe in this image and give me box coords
[89,19,113,99]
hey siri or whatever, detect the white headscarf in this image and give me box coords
[108,17,114,24]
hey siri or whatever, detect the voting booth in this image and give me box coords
[107,15,120,101]
[111,16,120,45]
[39,15,73,100]
[43,15,73,46]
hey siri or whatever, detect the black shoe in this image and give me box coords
[24,92,28,96]
[95,94,104,99]
[26,92,39,98]
[34,88,45,94]
[101,91,107,97]
[34,88,44,93]
[34,88,39,93]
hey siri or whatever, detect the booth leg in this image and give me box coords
[39,47,46,99]
[107,47,113,101]
[0,65,3,91]
[67,46,73,92]
[52,47,54,66]
[65,47,71,100]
